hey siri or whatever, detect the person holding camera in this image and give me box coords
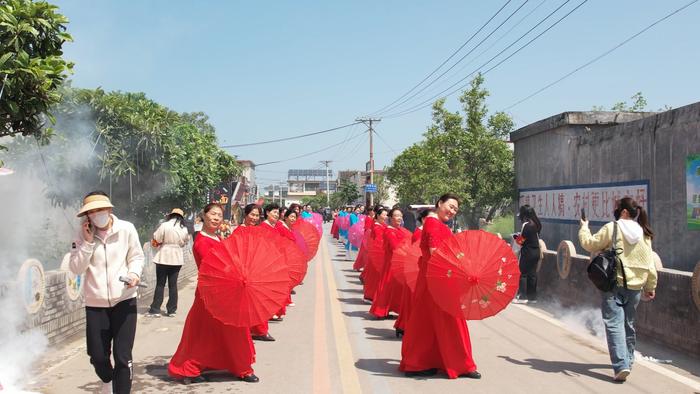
[578,197,657,383]
[69,191,144,394]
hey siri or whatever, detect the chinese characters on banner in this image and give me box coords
[518,181,649,223]
[210,184,232,220]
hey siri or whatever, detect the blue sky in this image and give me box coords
[52,0,700,187]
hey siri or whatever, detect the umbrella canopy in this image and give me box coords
[293,219,321,261]
[391,240,422,292]
[279,236,308,288]
[338,215,351,230]
[426,230,520,320]
[198,226,291,327]
[348,217,367,248]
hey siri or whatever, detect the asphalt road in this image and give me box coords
[29,227,700,393]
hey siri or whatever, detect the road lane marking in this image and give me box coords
[313,244,331,393]
[322,236,363,394]
[515,304,700,391]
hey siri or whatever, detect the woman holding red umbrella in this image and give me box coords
[168,203,259,384]
[362,206,388,302]
[352,206,375,272]
[250,203,283,337]
[395,208,432,336]
[400,193,481,380]
[275,209,300,312]
[370,207,410,319]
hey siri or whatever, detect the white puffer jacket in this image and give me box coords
[69,214,145,307]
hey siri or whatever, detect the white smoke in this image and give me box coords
[0,109,96,392]
[544,299,606,341]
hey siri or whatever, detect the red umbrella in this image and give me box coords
[348,218,366,248]
[279,237,308,288]
[198,226,290,327]
[391,240,422,292]
[293,219,320,260]
[426,230,520,320]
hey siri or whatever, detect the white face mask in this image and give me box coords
[88,211,111,229]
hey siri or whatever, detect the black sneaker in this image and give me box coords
[183,375,206,384]
[241,374,260,383]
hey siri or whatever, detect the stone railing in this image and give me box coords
[537,241,700,357]
[14,243,197,345]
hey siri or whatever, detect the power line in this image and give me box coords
[383,0,586,119]
[374,0,530,117]
[415,0,547,102]
[368,1,514,117]
[255,130,367,167]
[220,122,360,148]
[503,0,699,111]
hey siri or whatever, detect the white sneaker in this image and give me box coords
[614,369,630,382]
[512,299,528,304]
[287,302,295,307]
[101,381,112,394]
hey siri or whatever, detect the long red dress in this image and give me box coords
[369,226,410,318]
[275,222,297,316]
[362,222,386,301]
[353,217,374,272]
[168,233,256,379]
[249,221,280,335]
[399,217,477,379]
[395,227,422,332]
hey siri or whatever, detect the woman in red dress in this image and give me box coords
[395,208,432,336]
[168,203,259,384]
[275,209,299,312]
[370,208,410,319]
[362,206,388,302]
[353,206,375,272]
[250,203,283,339]
[399,193,481,380]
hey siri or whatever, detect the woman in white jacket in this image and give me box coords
[69,191,144,394]
[147,208,190,317]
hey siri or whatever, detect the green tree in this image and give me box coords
[0,0,73,154]
[333,181,361,208]
[4,87,240,235]
[387,74,514,228]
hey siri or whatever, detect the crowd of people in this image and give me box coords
[69,193,320,393]
[67,188,658,392]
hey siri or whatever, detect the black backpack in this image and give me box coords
[587,222,627,293]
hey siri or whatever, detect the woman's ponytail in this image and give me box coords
[636,205,654,240]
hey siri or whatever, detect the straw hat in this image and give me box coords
[170,208,185,217]
[77,194,114,217]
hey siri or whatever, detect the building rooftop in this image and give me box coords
[509,111,656,142]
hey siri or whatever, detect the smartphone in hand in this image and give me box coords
[581,208,587,221]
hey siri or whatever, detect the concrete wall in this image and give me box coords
[537,250,700,357]
[26,243,197,345]
[511,103,700,271]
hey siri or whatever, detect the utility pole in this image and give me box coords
[320,160,332,208]
[355,118,381,207]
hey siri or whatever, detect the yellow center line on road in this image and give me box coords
[321,237,363,394]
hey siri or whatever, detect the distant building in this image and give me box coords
[235,160,257,205]
[337,168,397,207]
[286,168,335,205]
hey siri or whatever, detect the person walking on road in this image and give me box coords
[168,203,259,384]
[69,191,144,394]
[147,208,189,317]
[513,205,542,304]
[579,197,657,383]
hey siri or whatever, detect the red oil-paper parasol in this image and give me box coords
[338,215,351,230]
[279,236,308,288]
[390,240,422,292]
[293,219,321,261]
[198,226,291,327]
[348,218,366,248]
[426,230,520,320]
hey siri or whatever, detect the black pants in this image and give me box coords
[149,264,182,314]
[86,298,137,394]
[518,247,539,301]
